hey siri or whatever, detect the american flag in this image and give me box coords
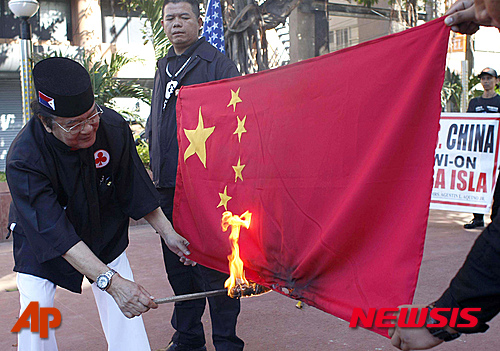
[202,0,225,54]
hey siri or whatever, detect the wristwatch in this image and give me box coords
[96,269,116,291]
[425,304,462,342]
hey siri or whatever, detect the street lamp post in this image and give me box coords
[8,0,39,125]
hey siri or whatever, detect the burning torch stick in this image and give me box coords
[153,289,227,304]
[153,283,271,304]
[154,210,271,305]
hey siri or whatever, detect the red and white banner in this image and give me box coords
[430,113,500,213]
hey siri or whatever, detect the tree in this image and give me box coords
[223,0,302,73]
[441,68,462,112]
[82,53,151,107]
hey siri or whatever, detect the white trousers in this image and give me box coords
[17,252,151,351]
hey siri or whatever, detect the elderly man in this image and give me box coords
[7,57,193,351]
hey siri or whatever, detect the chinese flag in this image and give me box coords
[174,18,450,336]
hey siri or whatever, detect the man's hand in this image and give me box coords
[444,0,500,33]
[445,0,481,34]
[161,231,196,266]
[106,273,158,318]
[144,207,197,266]
[389,304,444,350]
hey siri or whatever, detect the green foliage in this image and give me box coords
[469,75,483,98]
[135,139,150,169]
[354,0,379,7]
[81,52,152,108]
[119,0,171,61]
[441,68,462,111]
[0,172,6,182]
[118,108,146,128]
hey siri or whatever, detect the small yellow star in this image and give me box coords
[183,107,215,168]
[227,87,242,112]
[234,115,247,142]
[232,158,245,182]
[217,185,232,210]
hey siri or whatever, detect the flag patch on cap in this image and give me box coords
[38,91,56,111]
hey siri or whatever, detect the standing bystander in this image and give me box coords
[463,67,500,229]
[146,0,243,350]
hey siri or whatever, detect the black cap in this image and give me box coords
[478,67,498,78]
[33,57,95,118]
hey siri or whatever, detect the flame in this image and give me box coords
[221,210,252,295]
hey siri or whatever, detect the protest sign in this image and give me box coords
[431,113,500,213]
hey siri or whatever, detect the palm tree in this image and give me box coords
[441,68,462,112]
[82,52,151,107]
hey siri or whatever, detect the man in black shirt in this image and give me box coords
[8,57,193,350]
[146,0,242,350]
[464,67,500,229]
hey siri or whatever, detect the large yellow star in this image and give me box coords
[233,115,247,142]
[227,87,242,112]
[183,107,215,168]
[232,157,245,182]
[217,185,232,210]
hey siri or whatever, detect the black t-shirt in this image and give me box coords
[7,107,160,292]
[467,95,500,113]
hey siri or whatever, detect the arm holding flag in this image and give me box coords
[389,308,445,350]
[445,0,500,33]
[389,221,500,349]
[143,207,195,266]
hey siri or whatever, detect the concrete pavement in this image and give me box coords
[0,209,499,350]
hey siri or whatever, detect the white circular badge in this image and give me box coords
[94,149,110,169]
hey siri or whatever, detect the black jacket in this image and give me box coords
[147,37,240,188]
[7,107,159,293]
[435,215,500,333]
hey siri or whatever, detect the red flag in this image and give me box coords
[174,18,450,336]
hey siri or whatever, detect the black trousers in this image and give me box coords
[157,187,244,351]
[473,173,500,222]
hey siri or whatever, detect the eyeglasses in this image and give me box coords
[53,105,102,135]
